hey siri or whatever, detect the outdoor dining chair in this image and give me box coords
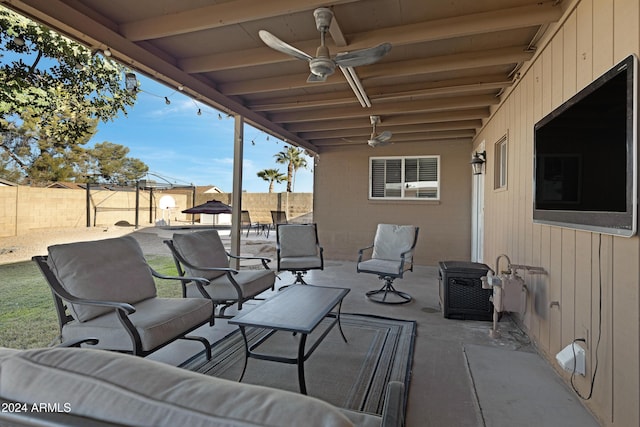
[266,210,288,238]
[356,224,419,304]
[276,223,324,285]
[165,229,276,319]
[241,210,261,237]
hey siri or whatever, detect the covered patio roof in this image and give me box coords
[3,0,564,153]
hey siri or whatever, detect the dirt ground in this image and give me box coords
[0,225,276,265]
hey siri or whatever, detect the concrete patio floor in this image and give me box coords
[137,227,600,427]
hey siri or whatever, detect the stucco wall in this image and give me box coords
[473,0,639,425]
[314,139,472,265]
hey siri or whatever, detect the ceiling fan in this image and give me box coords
[258,8,391,83]
[367,116,392,147]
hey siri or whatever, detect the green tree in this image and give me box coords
[257,168,286,193]
[0,108,94,184]
[274,146,308,192]
[0,5,137,182]
[85,141,148,185]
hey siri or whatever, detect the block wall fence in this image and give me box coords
[0,185,312,238]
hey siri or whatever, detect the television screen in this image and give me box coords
[533,54,638,236]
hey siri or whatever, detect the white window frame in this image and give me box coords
[494,134,508,190]
[369,155,440,200]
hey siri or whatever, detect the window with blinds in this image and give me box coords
[369,156,440,200]
[494,135,508,190]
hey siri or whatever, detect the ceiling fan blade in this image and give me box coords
[259,30,313,62]
[376,130,393,142]
[334,43,392,68]
[368,139,392,147]
[307,73,327,83]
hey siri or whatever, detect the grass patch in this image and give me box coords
[0,255,182,349]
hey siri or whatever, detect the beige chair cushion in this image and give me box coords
[60,298,213,352]
[279,255,323,270]
[172,230,229,280]
[47,236,157,322]
[183,269,275,301]
[357,258,409,276]
[371,224,416,263]
[0,347,355,427]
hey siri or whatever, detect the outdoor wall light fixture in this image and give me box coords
[470,151,486,175]
[125,72,138,93]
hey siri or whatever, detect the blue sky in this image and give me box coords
[92,75,314,193]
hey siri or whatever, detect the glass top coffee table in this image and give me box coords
[228,284,350,394]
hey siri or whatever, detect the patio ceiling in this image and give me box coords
[3,0,564,153]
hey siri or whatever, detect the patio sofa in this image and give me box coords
[0,345,403,427]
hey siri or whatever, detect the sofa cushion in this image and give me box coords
[173,230,229,280]
[0,347,354,427]
[0,347,19,364]
[47,236,157,322]
[340,410,382,427]
[61,298,213,352]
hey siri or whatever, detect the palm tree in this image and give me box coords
[257,168,286,193]
[274,146,308,192]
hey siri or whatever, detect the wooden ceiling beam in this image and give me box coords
[285,108,490,132]
[220,47,530,95]
[299,120,483,140]
[358,46,534,80]
[180,2,561,73]
[312,130,476,147]
[270,95,499,123]
[119,0,358,41]
[249,77,511,112]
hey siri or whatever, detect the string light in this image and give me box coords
[164,97,171,105]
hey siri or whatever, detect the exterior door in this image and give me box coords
[471,148,485,262]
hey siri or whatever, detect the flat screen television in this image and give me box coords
[533,54,638,237]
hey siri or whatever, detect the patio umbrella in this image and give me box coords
[182,200,232,215]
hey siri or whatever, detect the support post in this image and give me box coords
[149,188,154,225]
[85,182,91,227]
[135,182,139,229]
[230,115,244,270]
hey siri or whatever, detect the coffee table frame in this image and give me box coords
[228,285,350,394]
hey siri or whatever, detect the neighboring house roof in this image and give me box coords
[204,186,224,193]
[46,182,116,191]
[46,182,86,190]
[0,178,17,186]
